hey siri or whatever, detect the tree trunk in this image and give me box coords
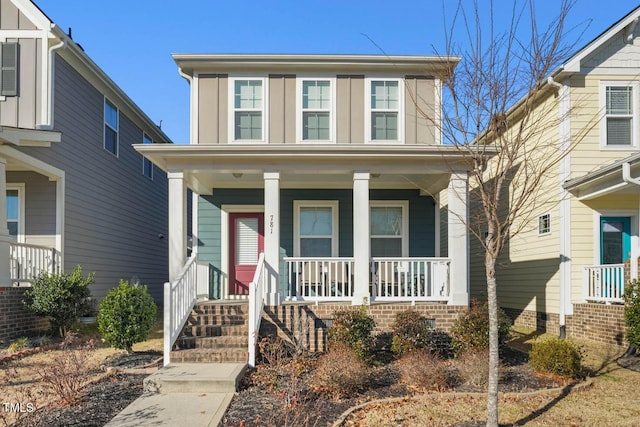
[486,254,499,427]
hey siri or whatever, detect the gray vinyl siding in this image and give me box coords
[15,55,169,301]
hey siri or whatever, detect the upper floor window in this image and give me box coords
[104,98,119,155]
[367,78,403,143]
[142,133,153,179]
[231,78,265,142]
[601,82,638,148]
[0,42,19,97]
[298,78,335,142]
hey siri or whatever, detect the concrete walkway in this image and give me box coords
[105,363,247,427]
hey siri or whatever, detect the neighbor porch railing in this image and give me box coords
[163,253,198,366]
[10,243,61,283]
[371,257,451,302]
[248,252,266,367]
[284,257,354,301]
[583,264,625,303]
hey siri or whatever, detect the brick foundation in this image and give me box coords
[0,287,49,343]
[566,303,627,346]
[259,302,467,352]
[502,307,561,335]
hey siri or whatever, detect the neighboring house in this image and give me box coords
[467,6,640,346]
[0,0,170,303]
[136,54,480,363]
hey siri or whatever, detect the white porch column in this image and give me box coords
[353,172,370,305]
[264,171,281,306]
[448,171,469,306]
[168,171,187,282]
[0,158,11,286]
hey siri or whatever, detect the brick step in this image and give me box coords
[182,324,248,338]
[170,348,249,363]
[192,304,249,316]
[178,336,248,350]
[186,314,247,327]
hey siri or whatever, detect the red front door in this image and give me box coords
[229,213,264,295]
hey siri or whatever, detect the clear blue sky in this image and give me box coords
[33,0,640,144]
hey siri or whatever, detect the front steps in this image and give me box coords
[170,302,249,363]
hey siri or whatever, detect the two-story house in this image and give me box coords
[136,54,484,364]
[0,0,170,342]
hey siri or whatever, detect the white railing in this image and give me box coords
[284,257,354,301]
[371,257,451,302]
[163,254,198,366]
[10,243,61,283]
[248,252,266,367]
[584,264,625,303]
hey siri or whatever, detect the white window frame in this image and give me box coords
[538,212,551,236]
[104,97,119,156]
[142,133,153,179]
[296,76,336,143]
[6,184,25,243]
[599,80,639,149]
[293,200,339,257]
[370,200,409,257]
[365,77,404,144]
[228,76,268,143]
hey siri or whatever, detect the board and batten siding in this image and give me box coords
[16,55,168,301]
[197,74,228,144]
[404,76,436,145]
[336,75,365,144]
[268,74,295,144]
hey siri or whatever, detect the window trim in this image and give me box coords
[0,42,19,97]
[6,184,25,243]
[228,76,268,144]
[538,212,551,236]
[293,200,339,257]
[600,80,639,149]
[142,133,153,179]
[370,200,409,257]
[365,77,404,144]
[104,97,119,156]
[296,76,337,143]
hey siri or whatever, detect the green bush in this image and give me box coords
[450,299,511,356]
[391,310,433,355]
[529,337,582,379]
[623,279,640,349]
[327,306,376,362]
[23,265,94,336]
[98,280,157,353]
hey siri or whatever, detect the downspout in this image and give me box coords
[622,162,639,355]
[37,33,67,131]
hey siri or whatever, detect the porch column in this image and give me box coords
[0,158,11,286]
[448,171,469,306]
[353,172,370,305]
[168,171,187,282]
[264,171,281,306]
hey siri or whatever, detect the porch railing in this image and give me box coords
[583,264,625,303]
[284,257,354,301]
[164,254,198,366]
[10,243,61,283]
[371,257,451,302]
[248,252,266,367]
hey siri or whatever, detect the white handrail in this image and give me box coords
[248,252,266,367]
[10,243,61,282]
[163,254,198,366]
[583,264,625,303]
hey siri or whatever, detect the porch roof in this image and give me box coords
[563,152,640,200]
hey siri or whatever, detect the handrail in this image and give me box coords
[248,252,266,367]
[371,257,451,302]
[583,264,625,303]
[10,243,61,282]
[163,254,198,366]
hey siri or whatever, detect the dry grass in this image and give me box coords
[344,328,640,426]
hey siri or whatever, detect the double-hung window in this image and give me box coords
[142,133,153,179]
[601,82,638,148]
[232,78,265,142]
[6,185,23,242]
[367,79,403,142]
[298,78,334,142]
[370,201,408,257]
[104,98,119,155]
[294,201,338,257]
[0,42,18,97]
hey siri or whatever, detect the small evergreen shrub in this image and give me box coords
[395,349,450,391]
[623,279,640,349]
[529,337,583,379]
[327,306,376,361]
[450,299,511,355]
[391,310,433,356]
[98,280,157,353]
[23,265,94,336]
[308,344,371,399]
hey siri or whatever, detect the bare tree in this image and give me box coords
[435,1,593,425]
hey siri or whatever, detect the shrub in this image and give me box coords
[23,266,94,336]
[308,344,371,399]
[395,349,450,391]
[98,280,157,353]
[391,310,433,356]
[450,299,511,355]
[327,305,376,361]
[253,336,295,391]
[453,348,491,388]
[7,337,28,354]
[624,279,640,349]
[529,337,582,379]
